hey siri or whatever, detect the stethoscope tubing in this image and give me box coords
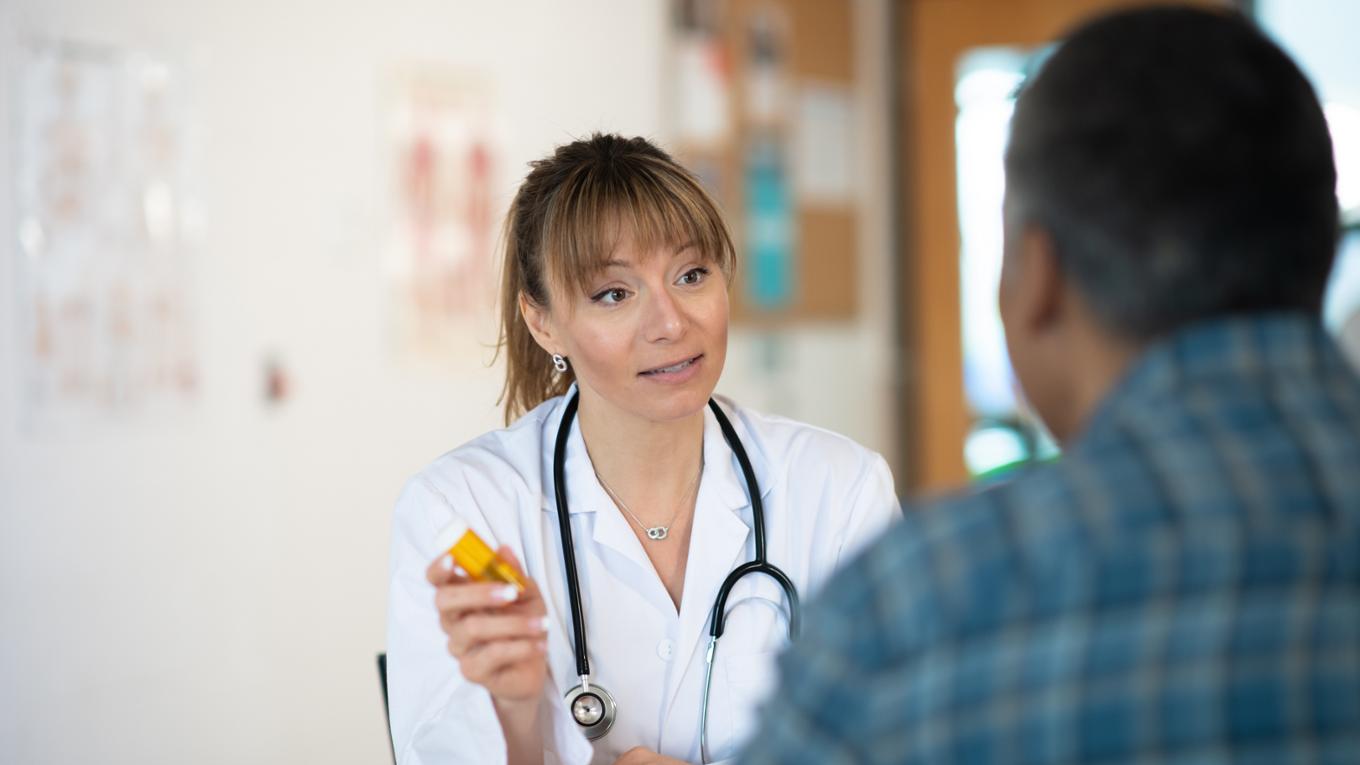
[552,391,800,757]
[704,396,799,637]
[552,393,593,680]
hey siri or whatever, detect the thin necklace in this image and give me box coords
[594,459,703,541]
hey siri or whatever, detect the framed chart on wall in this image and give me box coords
[382,69,505,360]
[13,39,201,434]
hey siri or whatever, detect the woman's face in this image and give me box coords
[525,233,729,425]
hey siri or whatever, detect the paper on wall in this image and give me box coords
[792,83,856,205]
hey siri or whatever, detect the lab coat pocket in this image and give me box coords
[722,650,781,753]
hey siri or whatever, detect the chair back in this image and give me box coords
[378,653,395,763]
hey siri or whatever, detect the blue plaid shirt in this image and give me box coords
[740,314,1360,764]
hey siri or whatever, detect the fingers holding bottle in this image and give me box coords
[428,532,552,703]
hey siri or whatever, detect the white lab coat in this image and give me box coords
[386,390,898,765]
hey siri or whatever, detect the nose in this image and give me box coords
[643,286,686,344]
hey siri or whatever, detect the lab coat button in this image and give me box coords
[657,639,674,661]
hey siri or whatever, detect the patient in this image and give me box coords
[741,6,1359,763]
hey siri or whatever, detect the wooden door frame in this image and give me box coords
[891,0,1237,494]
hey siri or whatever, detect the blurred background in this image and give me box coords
[0,0,1355,762]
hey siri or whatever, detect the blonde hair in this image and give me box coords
[496,134,736,423]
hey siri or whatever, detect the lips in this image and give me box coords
[640,354,702,376]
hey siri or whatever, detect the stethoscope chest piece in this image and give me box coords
[564,681,617,740]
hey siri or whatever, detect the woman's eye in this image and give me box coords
[678,267,709,286]
[591,287,629,305]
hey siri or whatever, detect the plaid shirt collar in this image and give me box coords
[1075,311,1347,451]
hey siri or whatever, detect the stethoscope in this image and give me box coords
[552,391,801,762]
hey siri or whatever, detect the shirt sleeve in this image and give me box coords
[386,475,507,764]
[385,474,592,765]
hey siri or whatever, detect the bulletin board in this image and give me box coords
[669,0,861,324]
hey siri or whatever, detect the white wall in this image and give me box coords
[1258,0,1360,109]
[1257,0,1360,363]
[0,1,896,763]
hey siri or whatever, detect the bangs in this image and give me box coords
[538,154,735,300]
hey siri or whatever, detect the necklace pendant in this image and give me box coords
[646,526,669,541]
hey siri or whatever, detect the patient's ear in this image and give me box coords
[1008,225,1064,336]
[999,222,1078,443]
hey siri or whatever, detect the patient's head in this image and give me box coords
[1000,5,1339,441]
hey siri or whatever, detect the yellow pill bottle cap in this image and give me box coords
[434,516,471,552]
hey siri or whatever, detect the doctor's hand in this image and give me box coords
[425,546,549,704]
[612,748,690,765]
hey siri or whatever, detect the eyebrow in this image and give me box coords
[598,242,700,271]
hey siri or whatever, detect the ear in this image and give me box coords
[1005,225,1064,336]
[518,292,559,355]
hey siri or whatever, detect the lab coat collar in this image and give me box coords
[702,395,774,511]
[535,385,607,517]
[537,388,775,516]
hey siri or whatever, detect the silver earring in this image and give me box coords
[552,353,569,373]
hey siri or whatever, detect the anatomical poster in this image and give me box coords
[384,70,504,358]
[14,40,199,433]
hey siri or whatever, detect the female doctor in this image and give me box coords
[386,134,898,765]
